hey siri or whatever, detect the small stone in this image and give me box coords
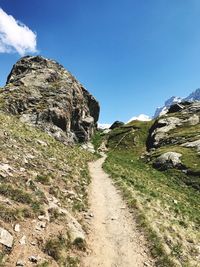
[144,262,150,266]
[14,224,21,232]
[30,241,37,246]
[29,256,40,263]
[35,221,46,230]
[38,215,47,221]
[16,260,25,266]
[0,227,13,248]
[19,235,26,245]
[36,139,47,146]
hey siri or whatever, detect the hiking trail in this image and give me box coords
[82,155,155,267]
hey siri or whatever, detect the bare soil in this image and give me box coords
[82,155,155,267]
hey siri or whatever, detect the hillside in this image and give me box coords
[0,111,95,266]
[103,102,200,266]
[0,56,100,267]
[0,56,99,144]
[0,56,199,267]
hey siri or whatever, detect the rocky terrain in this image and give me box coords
[147,101,200,189]
[0,56,100,266]
[0,56,100,144]
[0,54,199,266]
[0,112,95,266]
[102,101,200,266]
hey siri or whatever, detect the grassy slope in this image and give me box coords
[0,112,94,266]
[103,121,200,267]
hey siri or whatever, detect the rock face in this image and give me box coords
[146,102,200,177]
[1,56,100,143]
[153,152,183,170]
[147,102,200,149]
[153,96,182,118]
[181,139,200,153]
[110,121,124,130]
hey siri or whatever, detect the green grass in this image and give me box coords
[0,111,94,265]
[44,234,75,265]
[0,184,42,213]
[91,130,104,151]
[104,120,200,267]
[36,174,51,185]
[0,204,33,222]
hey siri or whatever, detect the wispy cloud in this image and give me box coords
[0,8,37,55]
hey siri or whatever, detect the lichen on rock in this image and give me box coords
[1,55,100,143]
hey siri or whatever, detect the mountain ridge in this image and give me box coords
[154,88,200,118]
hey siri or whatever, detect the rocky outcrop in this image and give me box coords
[147,117,182,148]
[181,139,200,153]
[110,121,124,130]
[0,56,100,143]
[168,103,184,113]
[153,152,183,170]
[147,102,200,149]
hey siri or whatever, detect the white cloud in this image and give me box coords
[98,123,111,129]
[127,114,151,123]
[0,8,37,55]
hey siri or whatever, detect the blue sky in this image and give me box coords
[0,0,200,123]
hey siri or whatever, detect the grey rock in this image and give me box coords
[110,121,124,130]
[168,103,184,113]
[153,152,183,170]
[47,196,85,244]
[28,256,39,263]
[148,117,182,148]
[0,227,13,248]
[19,235,26,245]
[186,114,199,126]
[16,260,25,266]
[14,224,21,232]
[1,56,100,143]
[81,142,95,153]
[103,129,111,134]
[181,139,200,152]
[35,221,46,231]
[148,102,200,149]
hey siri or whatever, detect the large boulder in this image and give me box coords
[110,121,124,130]
[147,102,200,149]
[181,139,200,153]
[0,56,100,143]
[168,103,184,113]
[147,117,182,148]
[153,152,183,170]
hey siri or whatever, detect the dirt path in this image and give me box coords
[82,155,155,267]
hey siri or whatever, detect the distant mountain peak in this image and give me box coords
[154,96,182,118]
[184,88,200,102]
[154,88,200,118]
